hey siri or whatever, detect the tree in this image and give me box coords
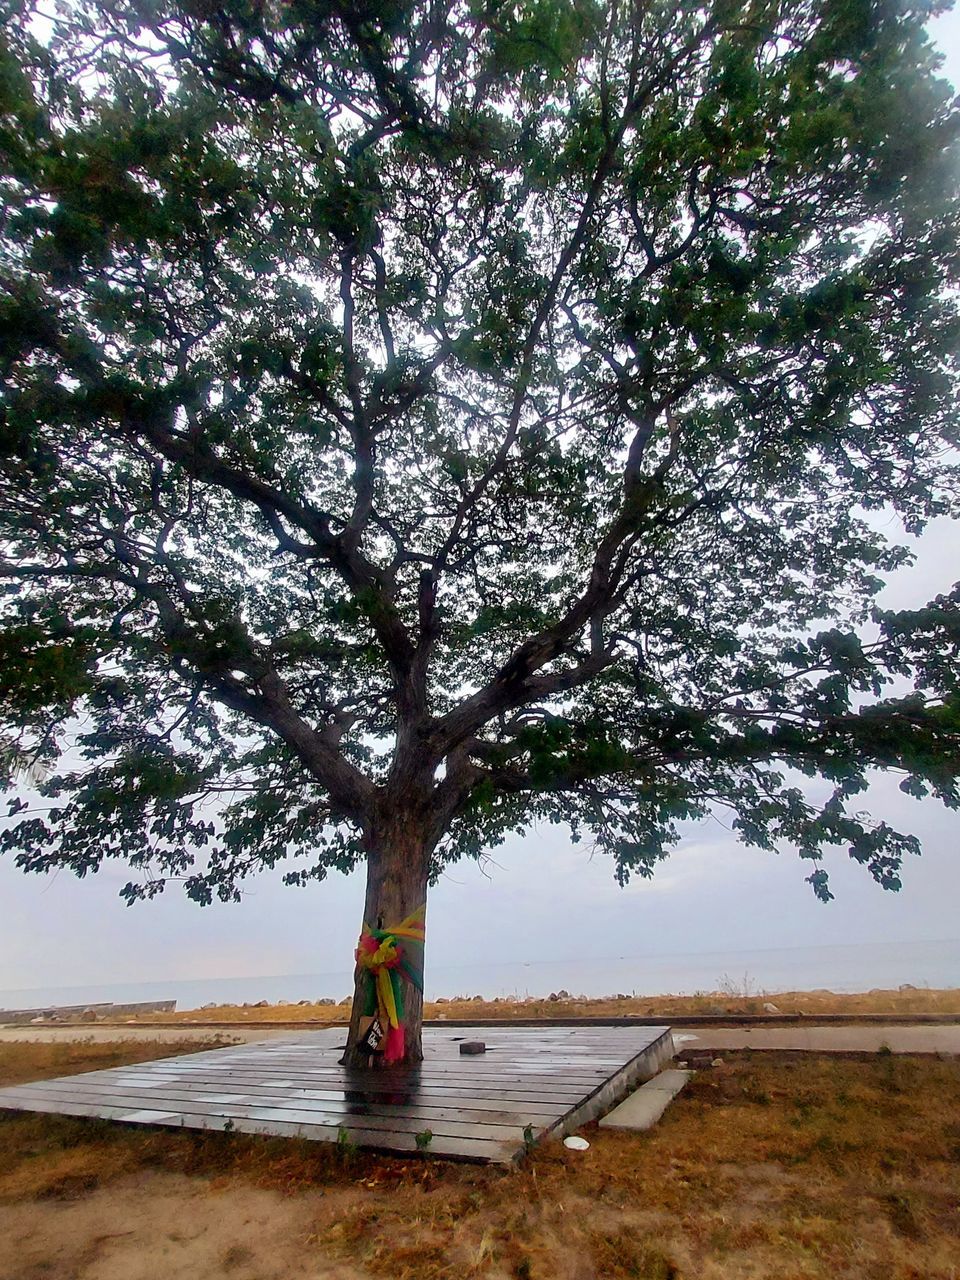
[1,0,958,1066]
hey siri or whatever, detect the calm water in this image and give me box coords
[1,937,957,1012]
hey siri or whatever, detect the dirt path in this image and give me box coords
[4,1022,960,1053]
[673,1024,960,1054]
[0,1171,364,1280]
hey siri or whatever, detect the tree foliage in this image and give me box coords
[0,0,958,906]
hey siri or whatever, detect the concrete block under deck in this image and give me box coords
[598,1067,693,1132]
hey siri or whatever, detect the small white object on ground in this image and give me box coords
[711,1057,724,1067]
[672,1033,699,1044]
[563,1135,590,1151]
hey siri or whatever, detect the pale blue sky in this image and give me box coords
[1,14,958,1003]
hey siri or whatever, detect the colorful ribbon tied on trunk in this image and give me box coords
[355,906,426,1064]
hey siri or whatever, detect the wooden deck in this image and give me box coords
[0,1024,674,1163]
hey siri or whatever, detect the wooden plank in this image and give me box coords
[139,1041,638,1060]
[148,1059,619,1078]
[125,1081,582,1106]
[134,1071,607,1094]
[144,1056,622,1076]
[1,1084,525,1143]
[11,1069,589,1107]
[227,1055,645,1071]
[114,1070,607,1095]
[75,1059,600,1089]
[0,1095,512,1162]
[118,1050,612,1068]
[2,1080,555,1128]
[3,1048,663,1092]
[24,1080,563,1121]
[157,1061,619,1083]
[15,1053,659,1094]
[249,1029,661,1047]
[198,1024,665,1044]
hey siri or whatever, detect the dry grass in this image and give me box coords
[1,1039,958,1278]
[122,985,960,1027]
[0,1035,231,1089]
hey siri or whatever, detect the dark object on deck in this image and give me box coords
[459,1040,487,1055]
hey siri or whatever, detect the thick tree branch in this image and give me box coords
[0,553,377,821]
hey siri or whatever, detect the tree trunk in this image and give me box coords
[340,816,431,1069]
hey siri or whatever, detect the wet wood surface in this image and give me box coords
[0,1024,672,1162]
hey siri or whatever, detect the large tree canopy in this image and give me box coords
[1,0,959,916]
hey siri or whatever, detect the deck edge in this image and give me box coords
[535,1026,675,1152]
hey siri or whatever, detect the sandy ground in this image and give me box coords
[0,1170,365,1280]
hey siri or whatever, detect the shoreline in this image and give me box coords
[5,985,960,1029]
[170,984,960,1021]
[4,938,958,1013]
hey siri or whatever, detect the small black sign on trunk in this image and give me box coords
[361,1018,385,1054]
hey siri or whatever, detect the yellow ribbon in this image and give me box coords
[355,907,426,1032]
[377,966,399,1028]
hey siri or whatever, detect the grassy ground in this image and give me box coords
[125,986,960,1026]
[1,1039,958,1279]
[0,1036,233,1089]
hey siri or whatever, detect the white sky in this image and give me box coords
[1,13,959,1002]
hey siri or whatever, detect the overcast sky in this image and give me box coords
[1,14,958,1005]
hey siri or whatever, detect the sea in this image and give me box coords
[1,937,957,1013]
